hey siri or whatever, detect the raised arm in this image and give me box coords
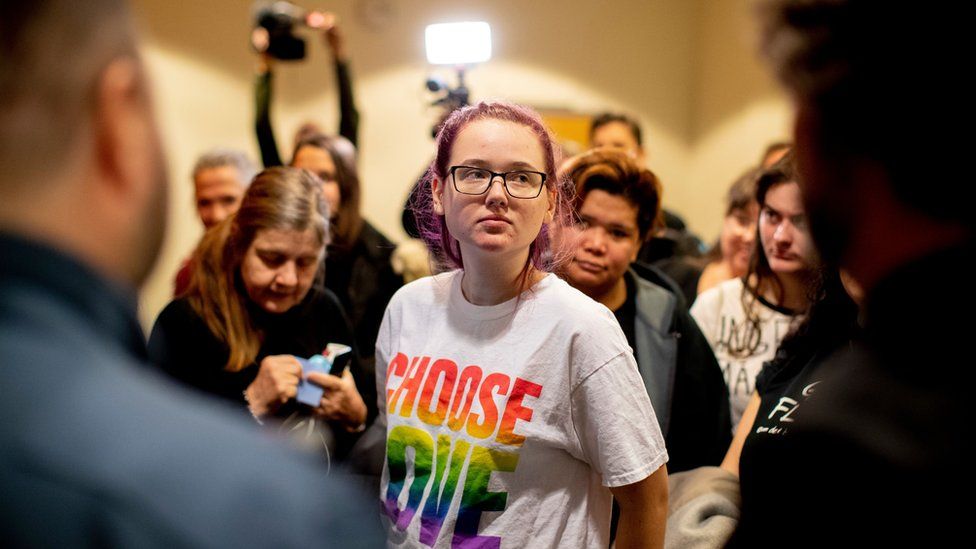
[325,21,360,148]
[254,53,283,168]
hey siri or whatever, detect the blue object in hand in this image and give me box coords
[296,354,331,407]
[294,344,352,407]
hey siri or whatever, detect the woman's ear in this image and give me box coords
[545,187,556,222]
[431,177,445,215]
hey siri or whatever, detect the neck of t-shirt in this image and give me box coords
[459,251,539,306]
[451,270,554,320]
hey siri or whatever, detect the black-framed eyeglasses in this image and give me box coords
[449,165,547,199]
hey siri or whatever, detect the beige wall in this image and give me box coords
[687,0,792,248]
[134,0,791,328]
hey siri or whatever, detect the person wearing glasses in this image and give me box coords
[691,152,818,431]
[375,102,669,548]
[289,133,402,361]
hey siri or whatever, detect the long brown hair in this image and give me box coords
[732,150,814,358]
[185,167,330,371]
[291,133,362,252]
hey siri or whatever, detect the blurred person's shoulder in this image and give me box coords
[0,237,382,547]
[1,324,382,547]
[734,342,968,546]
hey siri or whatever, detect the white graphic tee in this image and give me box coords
[375,271,668,548]
[691,278,798,429]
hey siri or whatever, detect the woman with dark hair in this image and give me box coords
[377,102,668,548]
[290,133,402,359]
[720,267,861,479]
[148,167,375,460]
[697,167,761,295]
[691,152,818,430]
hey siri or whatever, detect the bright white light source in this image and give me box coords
[425,22,492,65]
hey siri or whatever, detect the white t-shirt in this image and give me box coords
[690,278,798,430]
[375,270,668,549]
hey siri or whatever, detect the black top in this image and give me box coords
[736,334,853,493]
[0,233,384,546]
[324,220,402,358]
[649,256,703,309]
[401,169,429,238]
[147,286,378,458]
[637,209,705,265]
[729,240,975,547]
[613,274,638,352]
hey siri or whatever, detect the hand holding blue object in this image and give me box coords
[295,343,352,407]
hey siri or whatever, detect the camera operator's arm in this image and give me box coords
[254,53,284,168]
[325,23,360,148]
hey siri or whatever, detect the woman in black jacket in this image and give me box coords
[290,133,402,360]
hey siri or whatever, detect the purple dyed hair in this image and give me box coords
[410,101,573,280]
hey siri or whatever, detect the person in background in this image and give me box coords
[589,112,705,305]
[556,149,730,542]
[697,167,760,295]
[589,112,693,238]
[378,101,669,548]
[691,152,818,430]
[193,148,258,230]
[397,109,460,281]
[558,148,731,472]
[720,266,860,480]
[174,148,257,296]
[589,112,647,164]
[401,106,462,238]
[290,133,402,360]
[149,167,375,463]
[253,8,399,363]
[731,0,973,543]
[666,264,860,548]
[0,1,381,545]
[722,267,862,549]
[254,10,358,167]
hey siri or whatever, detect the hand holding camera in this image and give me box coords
[252,1,344,62]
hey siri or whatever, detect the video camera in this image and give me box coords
[252,1,311,61]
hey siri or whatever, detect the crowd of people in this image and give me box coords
[1,1,969,547]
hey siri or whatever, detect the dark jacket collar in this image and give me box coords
[0,232,148,361]
[631,261,686,309]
